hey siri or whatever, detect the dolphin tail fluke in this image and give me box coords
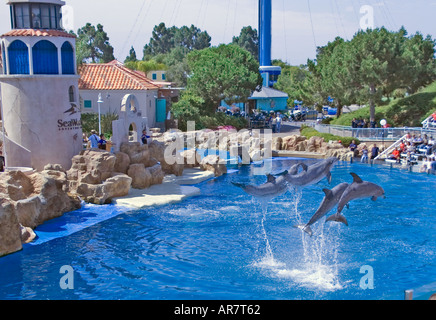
[325,214,349,226]
[293,224,313,237]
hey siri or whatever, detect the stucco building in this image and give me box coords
[78,60,180,131]
[0,0,82,171]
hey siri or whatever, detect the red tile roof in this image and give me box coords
[78,61,161,91]
[1,29,76,38]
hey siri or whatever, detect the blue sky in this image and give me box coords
[1,0,435,65]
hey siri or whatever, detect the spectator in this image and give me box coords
[405,141,415,154]
[420,157,432,173]
[98,134,107,150]
[276,113,282,133]
[371,144,380,160]
[351,118,358,128]
[361,145,369,163]
[88,130,99,149]
[399,139,406,152]
[349,140,358,157]
[388,147,401,163]
[141,129,150,145]
[271,113,277,133]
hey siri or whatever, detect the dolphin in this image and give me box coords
[232,162,308,200]
[326,173,385,226]
[283,157,338,187]
[232,174,288,201]
[294,182,349,236]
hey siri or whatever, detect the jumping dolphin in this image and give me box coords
[231,163,307,200]
[231,174,288,201]
[294,182,349,236]
[326,173,385,226]
[283,157,338,187]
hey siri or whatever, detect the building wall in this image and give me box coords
[79,89,158,130]
[255,97,288,112]
[146,70,166,82]
[0,75,82,171]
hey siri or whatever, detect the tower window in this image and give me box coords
[69,86,76,102]
[8,40,29,75]
[61,41,75,75]
[33,40,58,75]
[14,4,31,29]
[31,5,41,29]
[12,3,61,30]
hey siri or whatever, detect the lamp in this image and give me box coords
[97,93,103,135]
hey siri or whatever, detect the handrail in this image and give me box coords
[374,134,407,160]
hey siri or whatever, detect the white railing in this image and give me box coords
[313,124,436,141]
[422,117,430,129]
[374,134,407,160]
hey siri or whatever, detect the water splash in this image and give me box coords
[283,186,343,291]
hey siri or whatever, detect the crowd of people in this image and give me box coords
[83,130,108,150]
[250,111,284,133]
[386,132,436,173]
[82,128,151,151]
[348,132,436,174]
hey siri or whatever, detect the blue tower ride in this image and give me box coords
[259,0,281,87]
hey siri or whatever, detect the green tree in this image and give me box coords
[76,23,115,64]
[232,26,259,61]
[143,22,176,56]
[309,27,435,124]
[163,46,191,87]
[275,62,319,107]
[174,25,211,51]
[184,44,262,115]
[124,46,137,64]
[143,23,211,57]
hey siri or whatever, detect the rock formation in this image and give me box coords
[66,149,132,205]
[200,155,227,177]
[0,165,82,257]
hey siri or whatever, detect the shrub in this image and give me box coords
[300,126,360,147]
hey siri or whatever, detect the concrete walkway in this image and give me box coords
[112,168,215,209]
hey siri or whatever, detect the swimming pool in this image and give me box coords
[0,159,435,300]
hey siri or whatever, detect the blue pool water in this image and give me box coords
[0,159,435,300]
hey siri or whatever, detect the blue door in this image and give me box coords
[156,99,167,123]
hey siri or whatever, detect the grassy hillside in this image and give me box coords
[331,80,436,127]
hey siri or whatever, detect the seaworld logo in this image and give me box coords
[58,104,82,131]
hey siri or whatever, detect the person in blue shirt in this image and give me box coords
[98,134,107,150]
[88,130,99,149]
[141,129,150,145]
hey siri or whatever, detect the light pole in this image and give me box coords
[97,93,103,135]
[380,119,387,150]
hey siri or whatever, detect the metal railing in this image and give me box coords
[313,124,436,141]
[374,134,408,160]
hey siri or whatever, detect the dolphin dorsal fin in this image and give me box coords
[266,174,276,183]
[323,188,334,200]
[350,173,363,184]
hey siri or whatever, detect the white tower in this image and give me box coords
[0,0,82,171]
